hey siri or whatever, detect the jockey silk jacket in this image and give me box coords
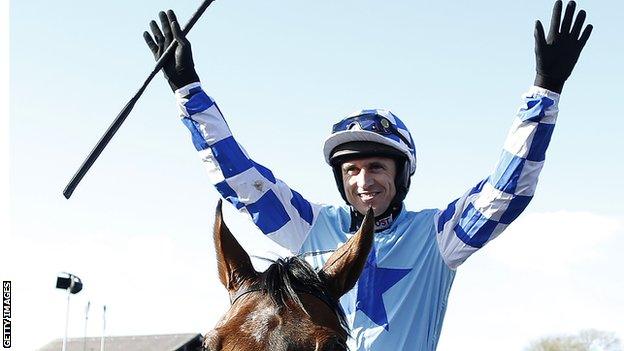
[175,82,560,350]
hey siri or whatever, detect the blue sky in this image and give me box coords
[4,1,624,350]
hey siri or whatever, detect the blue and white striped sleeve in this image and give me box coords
[434,86,560,269]
[175,83,322,253]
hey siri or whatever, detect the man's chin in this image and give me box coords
[354,203,387,217]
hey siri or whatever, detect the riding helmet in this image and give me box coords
[323,109,417,206]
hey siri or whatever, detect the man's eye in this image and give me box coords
[344,166,358,175]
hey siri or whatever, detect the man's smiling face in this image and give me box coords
[341,157,397,216]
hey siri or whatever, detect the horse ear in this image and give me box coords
[214,199,257,292]
[321,207,375,300]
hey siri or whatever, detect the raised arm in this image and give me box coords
[144,11,321,253]
[434,1,592,269]
[534,0,593,93]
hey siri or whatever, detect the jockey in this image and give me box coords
[144,1,592,350]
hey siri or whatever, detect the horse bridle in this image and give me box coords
[229,283,339,315]
[229,285,265,306]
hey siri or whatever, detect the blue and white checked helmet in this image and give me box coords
[323,109,417,174]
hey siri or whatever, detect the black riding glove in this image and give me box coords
[143,10,200,92]
[533,1,592,93]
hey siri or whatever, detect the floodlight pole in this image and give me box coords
[100,305,106,351]
[56,272,83,351]
[83,301,90,351]
[62,289,71,351]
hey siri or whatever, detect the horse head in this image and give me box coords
[204,200,374,351]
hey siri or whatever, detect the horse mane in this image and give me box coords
[260,256,349,334]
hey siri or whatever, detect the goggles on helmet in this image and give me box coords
[331,113,413,149]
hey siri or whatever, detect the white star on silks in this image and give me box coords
[355,250,411,331]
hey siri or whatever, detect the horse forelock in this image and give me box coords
[260,256,349,335]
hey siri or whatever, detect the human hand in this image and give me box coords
[534,1,592,93]
[143,10,200,92]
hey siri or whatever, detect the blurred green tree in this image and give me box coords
[526,329,622,351]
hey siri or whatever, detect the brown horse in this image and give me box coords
[203,200,374,351]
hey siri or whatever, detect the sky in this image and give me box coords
[3,0,624,350]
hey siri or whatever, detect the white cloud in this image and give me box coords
[488,211,622,274]
[438,211,624,351]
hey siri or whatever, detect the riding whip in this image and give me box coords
[63,0,215,199]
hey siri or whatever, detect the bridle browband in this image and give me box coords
[229,283,339,316]
[229,285,264,306]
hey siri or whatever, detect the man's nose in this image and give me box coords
[355,169,374,188]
